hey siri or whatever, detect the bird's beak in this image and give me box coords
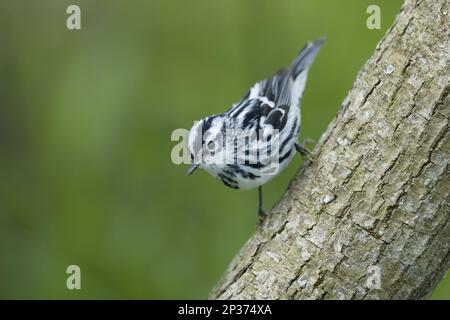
[187,163,200,176]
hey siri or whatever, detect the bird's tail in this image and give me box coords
[290,37,325,79]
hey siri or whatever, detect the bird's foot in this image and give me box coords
[295,139,315,162]
[257,208,267,225]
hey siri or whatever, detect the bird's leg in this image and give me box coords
[295,138,315,162]
[258,186,266,222]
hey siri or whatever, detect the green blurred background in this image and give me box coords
[0,0,448,299]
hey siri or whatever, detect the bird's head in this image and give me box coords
[187,115,226,175]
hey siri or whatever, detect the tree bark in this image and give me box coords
[210,0,449,300]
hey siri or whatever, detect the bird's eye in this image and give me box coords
[207,141,215,150]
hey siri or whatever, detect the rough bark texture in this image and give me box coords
[210,0,450,300]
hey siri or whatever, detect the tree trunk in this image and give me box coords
[210,0,449,300]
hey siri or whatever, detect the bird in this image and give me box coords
[186,38,324,220]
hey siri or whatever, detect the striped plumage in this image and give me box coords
[187,38,324,215]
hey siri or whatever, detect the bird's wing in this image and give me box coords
[226,38,325,133]
[225,67,291,131]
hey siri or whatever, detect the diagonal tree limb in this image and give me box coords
[210,0,449,300]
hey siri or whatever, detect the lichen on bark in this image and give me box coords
[210,0,450,300]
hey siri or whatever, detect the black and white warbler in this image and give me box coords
[187,38,324,219]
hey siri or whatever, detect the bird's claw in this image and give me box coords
[257,209,267,225]
[295,140,315,162]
